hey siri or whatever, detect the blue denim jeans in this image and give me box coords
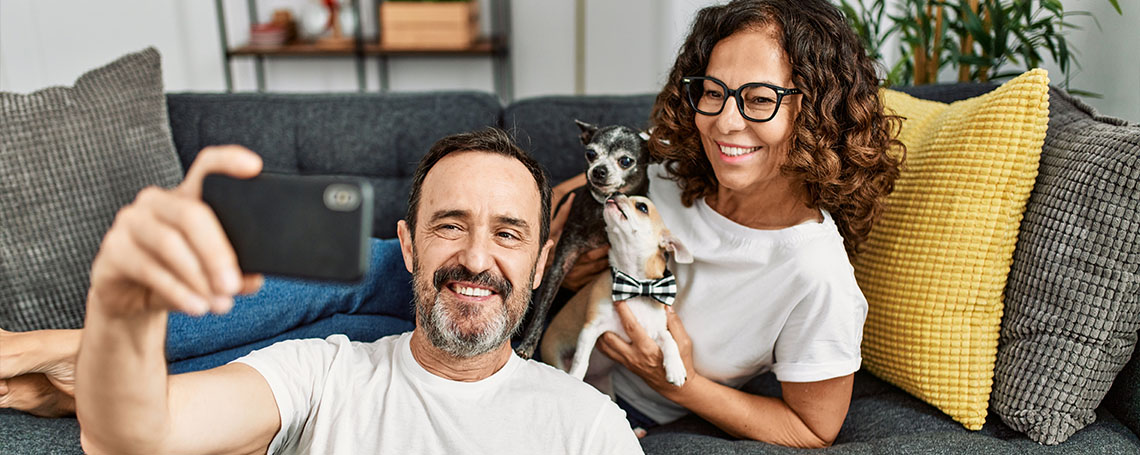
[165,238,415,374]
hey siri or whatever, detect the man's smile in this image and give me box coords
[447,281,498,301]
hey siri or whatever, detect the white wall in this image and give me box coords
[0,0,716,100]
[1,0,1135,121]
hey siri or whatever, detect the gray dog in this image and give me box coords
[515,120,651,359]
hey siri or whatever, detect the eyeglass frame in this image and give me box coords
[681,76,802,123]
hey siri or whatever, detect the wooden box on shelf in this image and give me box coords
[380,0,478,50]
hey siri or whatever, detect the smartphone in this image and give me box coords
[202,173,373,282]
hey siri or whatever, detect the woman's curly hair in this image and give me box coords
[650,0,904,257]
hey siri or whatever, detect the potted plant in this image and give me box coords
[836,0,1123,94]
[380,0,479,50]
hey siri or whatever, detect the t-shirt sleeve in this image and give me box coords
[581,399,645,455]
[771,276,866,383]
[231,335,348,454]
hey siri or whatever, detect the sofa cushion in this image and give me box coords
[502,94,656,183]
[991,87,1140,444]
[0,410,81,455]
[0,47,183,331]
[1106,347,1140,438]
[165,91,502,239]
[641,371,1140,454]
[854,69,1050,430]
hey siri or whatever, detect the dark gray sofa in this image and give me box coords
[1,86,1137,454]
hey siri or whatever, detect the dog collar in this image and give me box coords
[611,268,677,306]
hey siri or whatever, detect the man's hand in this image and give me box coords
[88,145,265,319]
[78,146,280,455]
[596,301,696,398]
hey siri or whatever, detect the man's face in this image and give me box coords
[397,151,549,358]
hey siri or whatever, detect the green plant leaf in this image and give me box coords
[1107,0,1123,15]
[1067,88,1104,98]
[962,4,992,50]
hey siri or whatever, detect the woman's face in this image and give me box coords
[695,27,800,197]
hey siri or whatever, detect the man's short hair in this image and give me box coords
[405,128,552,245]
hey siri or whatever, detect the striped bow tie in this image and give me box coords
[611,268,677,305]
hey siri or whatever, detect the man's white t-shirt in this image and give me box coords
[611,164,867,424]
[234,332,643,455]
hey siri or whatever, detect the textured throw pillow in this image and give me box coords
[854,69,1050,430]
[991,87,1140,444]
[0,47,183,331]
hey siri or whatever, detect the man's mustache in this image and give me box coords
[433,265,513,299]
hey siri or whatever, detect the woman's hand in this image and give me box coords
[546,174,609,291]
[596,301,697,398]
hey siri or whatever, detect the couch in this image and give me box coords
[1,85,1137,454]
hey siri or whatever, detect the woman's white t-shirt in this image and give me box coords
[611,164,867,424]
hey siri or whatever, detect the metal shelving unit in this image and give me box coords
[213,0,513,101]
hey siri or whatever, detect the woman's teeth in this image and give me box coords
[455,285,492,297]
[720,145,760,157]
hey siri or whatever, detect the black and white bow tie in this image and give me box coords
[611,268,677,305]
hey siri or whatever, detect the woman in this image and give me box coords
[563,0,903,447]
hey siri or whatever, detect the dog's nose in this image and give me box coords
[591,166,608,181]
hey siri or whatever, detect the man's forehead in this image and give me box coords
[418,151,542,227]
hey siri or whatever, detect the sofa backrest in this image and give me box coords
[166,92,501,238]
[503,94,657,183]
[166,91,659,238]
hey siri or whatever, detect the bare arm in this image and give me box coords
[597,303,852,447]
[77,146,280,455]
[664,372,852,447]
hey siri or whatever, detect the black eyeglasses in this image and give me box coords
[682,76,802,123]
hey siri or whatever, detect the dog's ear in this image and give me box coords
[575,120,599,145]
[660,230,693,264]
[638,131,650,142]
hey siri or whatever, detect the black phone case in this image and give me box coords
[202,173,373,282]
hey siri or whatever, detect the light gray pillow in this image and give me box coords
[992,87,1140,445]
[0,47,183,331]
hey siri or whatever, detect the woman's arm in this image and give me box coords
[597,302,853,448]
[666,371,852,447]
[548,173,609,291]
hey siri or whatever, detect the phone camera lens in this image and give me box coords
[324,184,361,211]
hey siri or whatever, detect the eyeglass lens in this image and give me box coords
[686,78,781,121]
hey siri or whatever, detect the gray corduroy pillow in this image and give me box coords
[0,48,183,331]
[992,87,1140,445]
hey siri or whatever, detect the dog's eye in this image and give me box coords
[619,157,634,168]
[585,149,598,162]
[636,202,649,214]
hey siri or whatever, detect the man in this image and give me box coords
[75,128,643,454]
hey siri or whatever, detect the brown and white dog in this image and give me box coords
[540,193,692,390]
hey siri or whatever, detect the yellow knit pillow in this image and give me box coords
[854,69,1050,430]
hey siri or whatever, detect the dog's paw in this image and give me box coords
[665,367,686,387]
[568,363,588,381]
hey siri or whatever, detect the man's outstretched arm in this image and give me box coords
[77,146,280,455]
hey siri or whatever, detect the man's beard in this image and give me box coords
[412,251,534,358]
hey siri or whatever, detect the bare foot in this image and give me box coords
[0,374,76,417]
[0,328,80,395]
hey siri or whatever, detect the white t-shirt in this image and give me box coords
[611,164,867,424]
[235,332,643,455]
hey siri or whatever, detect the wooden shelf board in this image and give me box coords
[229,38,502,57]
